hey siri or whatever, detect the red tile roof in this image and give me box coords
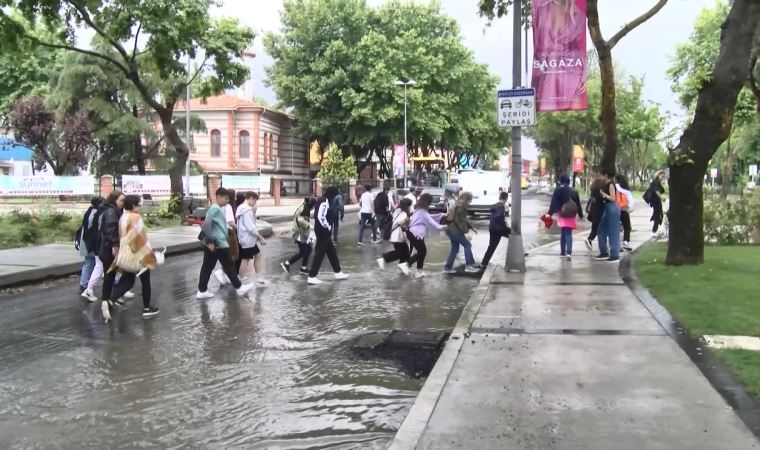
[178,94,258,110]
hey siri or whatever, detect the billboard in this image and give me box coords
[0,175,95,196]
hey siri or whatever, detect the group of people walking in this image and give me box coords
[548,170,667,261]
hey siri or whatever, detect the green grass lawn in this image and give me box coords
[634,243,760,399]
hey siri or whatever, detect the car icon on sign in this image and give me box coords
[500,99,512,109]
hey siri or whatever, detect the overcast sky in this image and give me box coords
[216,0,710,159]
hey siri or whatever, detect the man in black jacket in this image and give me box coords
[308,187,350,285]
[98,191,124,306]
[480,191,511,268]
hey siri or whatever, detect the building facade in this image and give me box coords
[175,95,311,193]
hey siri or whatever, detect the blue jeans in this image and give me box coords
[80,255,96,289]
[560,228,573,255]
[358,213,377,242]
[598,203,621,258]
[445,233,475,269]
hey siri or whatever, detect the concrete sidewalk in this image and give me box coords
[391,210,759,449]
[0,204,359,288]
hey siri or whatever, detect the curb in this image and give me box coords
[620,243,760,440]
[389,263,497,450]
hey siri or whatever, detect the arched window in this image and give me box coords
[210,130,221,157]
[239,131,250,158]
[269,134,275,161]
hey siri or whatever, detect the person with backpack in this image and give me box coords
[236,191,268,285]
[330,190,345,245]
[595,169,621,263]
[615,174,635,251]
[308,187,350,285]
[645,170,667,237]
[281,197,316,275]
[376,198,413,275]
[407,193,447,278]
[480,191,511,268]
[98,191,125,306]
[358,185,379,245]
[548,175,584,259]
[443,192,479,274]
[77,197,103,299]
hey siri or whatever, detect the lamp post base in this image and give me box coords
[506,233,526,273]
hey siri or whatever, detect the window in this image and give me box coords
[263,132,269,163]
[269,134,275,161]
[210,130,221,157]
[239,131,250,158]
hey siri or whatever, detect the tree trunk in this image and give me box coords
[596,46,620,171]
[133,105,146,175]
[666,0,760,266]
[161,113,189,212]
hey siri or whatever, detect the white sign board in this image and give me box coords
[498,88,536,127]
[710,168,718,179]
[0,175,95,196]
[221,175,272,194]
[122,175,205,197]
[749,164,758,177]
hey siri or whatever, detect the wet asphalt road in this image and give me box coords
[0,194,552,449]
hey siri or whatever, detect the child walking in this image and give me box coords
[376,198,413,275]
[548,175,583,260]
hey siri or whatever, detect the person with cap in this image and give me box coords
[548,174,584,260]
[308,187,350,285]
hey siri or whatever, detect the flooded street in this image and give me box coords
[0,195,551,449]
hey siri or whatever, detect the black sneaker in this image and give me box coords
[594,254,610,261]
[113,299,127,308]
[142,307,159,319]
[299,267,309,275]
[606,257,620,263]
[280,262,290,273]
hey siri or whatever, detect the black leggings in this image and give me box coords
[620,211,632,242]
[481,230,509,267]
[112,270,152,308]
[383,242,411,264]
[407,234,428,270]
[309,235,341,277]
[651,201,663,233]
[198,247,242,292]
[587,216,601,242]
[286,241,313,268]
[100,251,116,302]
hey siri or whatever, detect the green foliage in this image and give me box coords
[317,144,358,188]
[265,0,507,174]
[703,191,760,245]
[0,208,79,248]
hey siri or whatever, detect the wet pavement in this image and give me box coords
[0,195,552,449]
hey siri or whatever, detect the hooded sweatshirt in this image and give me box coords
[235,203,259,249]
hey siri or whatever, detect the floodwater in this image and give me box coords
[0,195,551,449]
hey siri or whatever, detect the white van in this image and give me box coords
[456,169,510,217]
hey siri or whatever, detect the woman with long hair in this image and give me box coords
[443,192,479,274]
[647,170,667,236]
[407,193,446,278]
[585,175,606,250]
[98,190,125,305]
[615,174,634,251]
[281,197,317,275]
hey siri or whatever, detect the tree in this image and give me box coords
[317,144,358,188]
[265,0,507,177]
[478,0,669,170]
[9,96,91,175]
[1,1,254,208]
[666,0,760,266]
[0,15,62,122]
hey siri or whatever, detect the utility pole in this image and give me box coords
[185,56,191,198]
[506,0,526,272]
[395,79,416,188]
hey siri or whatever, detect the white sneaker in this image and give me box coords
[123,291,135,299]
[334,272,349,281]
[307,277,323,285]
[101,301,112,323]
[414,271,428,279]
[236,283,254,296]
[398,263,410,276]
[376,258,386,269]
[214,269,228,285]
[81,289,98,303]
[196,290,215,299]
[465,265,481,273]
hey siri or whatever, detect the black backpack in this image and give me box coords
[75,206,101,252]
[374,192,389,216]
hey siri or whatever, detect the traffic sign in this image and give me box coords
[498,88,536,127]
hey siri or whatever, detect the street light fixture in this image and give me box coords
[395,78,416,188]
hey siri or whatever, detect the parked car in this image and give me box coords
[422,187,447,213]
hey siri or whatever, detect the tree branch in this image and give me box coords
[131,22,142,63]
[69,1,132,64]
[747,56,760,114]
[29,37,130,76]
[608,0,669,49]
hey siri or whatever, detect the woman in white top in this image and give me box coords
[376,198,413,275]
[236,191,267,284]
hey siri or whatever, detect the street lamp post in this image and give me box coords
[185,55,191,198]
[395,78,416,188]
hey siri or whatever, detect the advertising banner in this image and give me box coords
[532,0,588,111]
[393,144,405,179]
[0,175,95,196]
[573,157,585,173]
[221,175,272,194]
[122,175,205,197]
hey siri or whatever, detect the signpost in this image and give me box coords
[498,88,536,128]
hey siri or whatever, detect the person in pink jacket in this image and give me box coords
[548,175,584,260]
